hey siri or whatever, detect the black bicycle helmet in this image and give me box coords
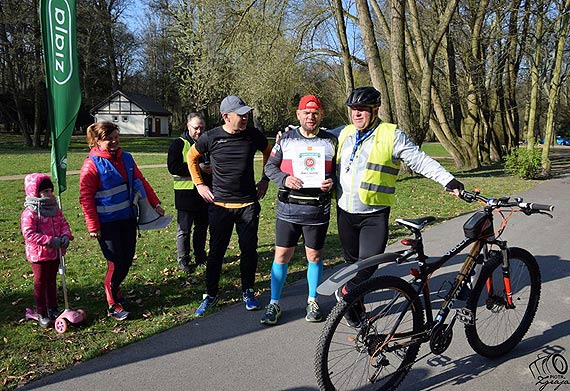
[345,87,381,107]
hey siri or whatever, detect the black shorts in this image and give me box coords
[275,218,329,250]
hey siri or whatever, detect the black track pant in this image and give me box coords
[206,202,260,297]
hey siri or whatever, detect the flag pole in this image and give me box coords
[40,0,81,316]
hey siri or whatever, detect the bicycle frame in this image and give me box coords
[410,236,498,327]
[382,214,514,350]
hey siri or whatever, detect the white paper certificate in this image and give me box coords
[292,146,325,188]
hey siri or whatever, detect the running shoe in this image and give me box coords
[335,285,365,328]
[195,294,218,317]
[178,259,192,273]
[305,301,323,322]
[260,303,282,325]
[334,284,350,302]
[242,289,262,311]
[344,300,366,328]
[108,304,129,321]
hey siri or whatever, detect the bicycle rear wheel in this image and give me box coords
[315,276,424,391]
[465,247,541,358]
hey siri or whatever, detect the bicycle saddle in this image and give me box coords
[396,216,435,230]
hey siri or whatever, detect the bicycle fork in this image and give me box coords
[485,243,516,309]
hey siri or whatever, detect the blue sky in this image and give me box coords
[122,0,147,33]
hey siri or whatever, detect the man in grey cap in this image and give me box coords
[187,95,272,316]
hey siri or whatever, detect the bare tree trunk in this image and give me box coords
[461,0,491,169]
[0,0,33,145]
[407,0,459,145]
[389,0,413,139]
[526,3,545,149]
[542,0,570,176]
[445,34,463,137]
[32,0,44,147]
[332,0,354,98]
[354,0,393,122]
[97,0,119,91]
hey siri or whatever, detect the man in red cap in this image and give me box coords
[260,94,337,325]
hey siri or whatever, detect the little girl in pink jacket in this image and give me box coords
[21,173,73,328]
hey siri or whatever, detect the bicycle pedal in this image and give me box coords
[456,308,474,325]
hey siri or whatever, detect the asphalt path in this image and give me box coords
[18,173,570,391]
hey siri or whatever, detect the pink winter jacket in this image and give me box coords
[20,173,73,263]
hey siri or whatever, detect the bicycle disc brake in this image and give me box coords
[429,323,453,355]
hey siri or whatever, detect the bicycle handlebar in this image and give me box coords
[459,190,555,213]
[519,202,554,212]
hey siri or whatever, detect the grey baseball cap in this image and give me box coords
[220,95,253,115]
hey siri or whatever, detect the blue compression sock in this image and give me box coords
[270,261,289,302]
[307,260,323,300]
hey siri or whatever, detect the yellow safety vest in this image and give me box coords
[337,122,400,206]
[173,138,195,190]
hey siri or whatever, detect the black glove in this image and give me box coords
[445,178,464,192]
[61,236,70,249]
[50,237,62,248]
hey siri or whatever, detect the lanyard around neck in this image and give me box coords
[345,127,375,173]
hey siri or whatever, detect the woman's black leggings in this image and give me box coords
[98,218,137,306]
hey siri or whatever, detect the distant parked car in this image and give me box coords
[556,136,570,146]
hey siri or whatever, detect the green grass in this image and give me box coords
[0,135,539,389]
[421,142,451,157]
[0,134,172,176]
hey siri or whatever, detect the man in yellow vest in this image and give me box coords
[335,86,464,327]
[167,112,211,273]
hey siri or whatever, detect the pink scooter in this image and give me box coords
[25,251,86,333]
[53,251,86,333]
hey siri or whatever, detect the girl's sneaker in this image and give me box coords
[108,304,129,321]
[37,315,51,328]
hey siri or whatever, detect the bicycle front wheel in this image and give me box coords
[465,247,541,358]
[315,276,424,391]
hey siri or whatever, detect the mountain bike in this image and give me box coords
[314,190,554,391]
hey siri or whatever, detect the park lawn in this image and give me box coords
[0,137,538,389]
[421,142,450,157]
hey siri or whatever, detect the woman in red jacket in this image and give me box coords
[79,121,164,320]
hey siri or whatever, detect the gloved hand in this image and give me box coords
[50,237,62,248]
[61,235,70,249]
[445,178,464,193]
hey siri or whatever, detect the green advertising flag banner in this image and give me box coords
[40,0,81,194]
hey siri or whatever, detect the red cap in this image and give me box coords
[298,95,323,110]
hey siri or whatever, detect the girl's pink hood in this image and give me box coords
[24,173,52,198]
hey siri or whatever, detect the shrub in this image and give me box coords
[504,146,542,179]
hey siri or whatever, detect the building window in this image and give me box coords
[122,116,128,122]
[113,116,119,122]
